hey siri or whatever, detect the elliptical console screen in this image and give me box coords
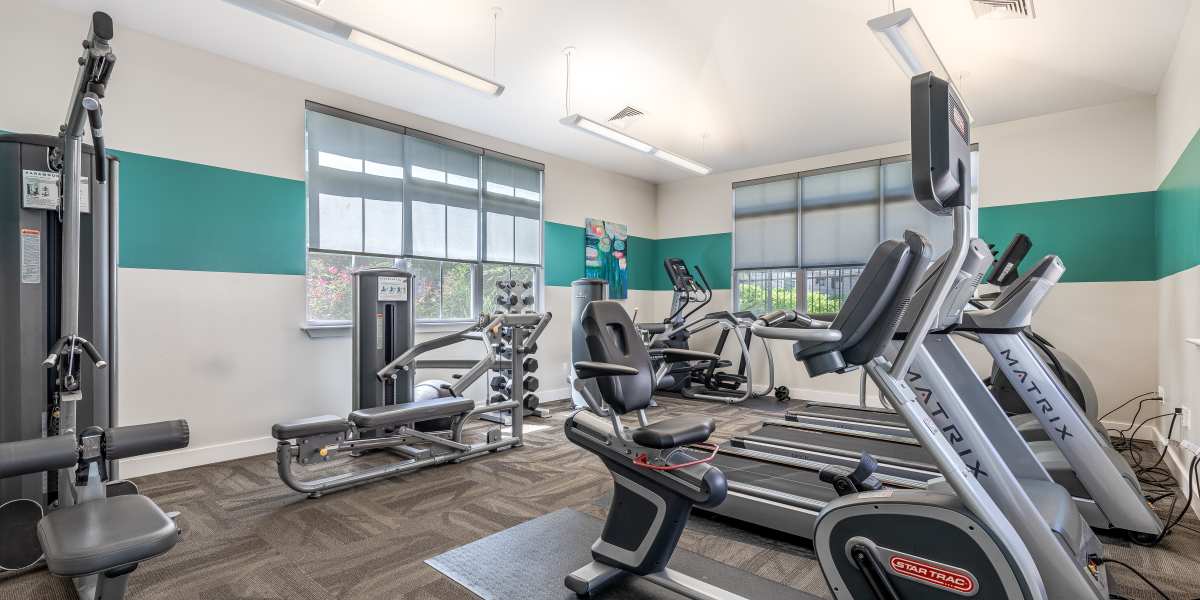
[663,258,694,292]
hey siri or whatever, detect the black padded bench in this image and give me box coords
[349,396,475,429]
[271,415,348,440]
[271,397,478,441]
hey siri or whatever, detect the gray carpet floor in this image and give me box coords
[1,395,1197,600]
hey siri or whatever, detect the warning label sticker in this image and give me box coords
[20,228,41,284]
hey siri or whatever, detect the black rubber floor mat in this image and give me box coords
[426,507,821,600]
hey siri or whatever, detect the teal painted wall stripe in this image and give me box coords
[654,233,733,290]
[1156,128,1200,279]
[542,221,659,290]
[113,150,306,275]
[6,132,1189,285]
[626,235,659,291]
[977,192,1159,283]
[542,222,585,286]
[542,225,731,291]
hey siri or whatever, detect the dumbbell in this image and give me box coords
[489,375,509,392]
[496,280,514,290]
[521,294,534,307]
[490,393,508,405]
[522,375,539,393]
[523,393,539,411]
[522,357,538,373]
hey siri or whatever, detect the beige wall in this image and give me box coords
[655,98,1161,423]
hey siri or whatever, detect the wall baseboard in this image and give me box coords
[118,436,276,478]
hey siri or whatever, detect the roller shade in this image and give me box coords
[404,133,481,261]
[882,159,952,257]
[800,164,879,268]
[306,109,406,254]
[483,154,542,265]
[733,176,798,269]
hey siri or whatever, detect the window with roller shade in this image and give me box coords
[304,102,543,325]
[733,150,977,315]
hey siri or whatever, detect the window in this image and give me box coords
[304,102,544,324]
[733,151,978,315]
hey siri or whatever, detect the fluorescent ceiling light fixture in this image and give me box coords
[652,149,711,175]
[223,0,504,96]
[560,114,711,175]
[868,8,974,122]
[561,114,653,153]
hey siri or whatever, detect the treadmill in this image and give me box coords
[790,233,1098,441]
[692,230,991,539]
[711,243,1163,537]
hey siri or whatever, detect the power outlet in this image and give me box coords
[1158,385,1166,402]
[1182,406,1194,434]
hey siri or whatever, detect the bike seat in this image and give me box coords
[631,415,716,449]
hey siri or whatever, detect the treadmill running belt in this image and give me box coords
[745,422,937,471]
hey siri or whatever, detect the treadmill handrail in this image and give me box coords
[751,324,842,343]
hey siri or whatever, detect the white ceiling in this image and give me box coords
[45,0,1190,183]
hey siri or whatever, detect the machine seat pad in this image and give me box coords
[632,415,717,449]
[38,495,179,577]
[349,396,475,429]
[271,415,348,440]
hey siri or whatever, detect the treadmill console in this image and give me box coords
[663,258,695,293]
[987,233,1032,286]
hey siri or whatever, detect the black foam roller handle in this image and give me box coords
[0,435,78,479]
[105,420,190,460]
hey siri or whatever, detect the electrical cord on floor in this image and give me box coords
[1104,424,1200,599]
[1102,558,1172,599]
[1102,391,1160,424]
[1132,454,1199,548]
[1109,397,1167,448]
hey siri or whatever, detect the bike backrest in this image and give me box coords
[579,301,654,415]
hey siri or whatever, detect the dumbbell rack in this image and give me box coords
[483,280,549,426]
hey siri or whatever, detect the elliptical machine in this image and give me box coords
[563,73,1110,600]
[643,258,780,403]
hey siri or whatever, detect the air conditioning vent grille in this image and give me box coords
[969,0,1036,19]
[609,106,644,121]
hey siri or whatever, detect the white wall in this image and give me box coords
[1155,0,1200,468]
[655,98,1161,422]
[0,2,658,476]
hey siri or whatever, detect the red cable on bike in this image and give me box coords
[633,443,719,471]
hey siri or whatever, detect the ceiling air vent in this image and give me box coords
[969,0,1036,19]
[607,106,645,130]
